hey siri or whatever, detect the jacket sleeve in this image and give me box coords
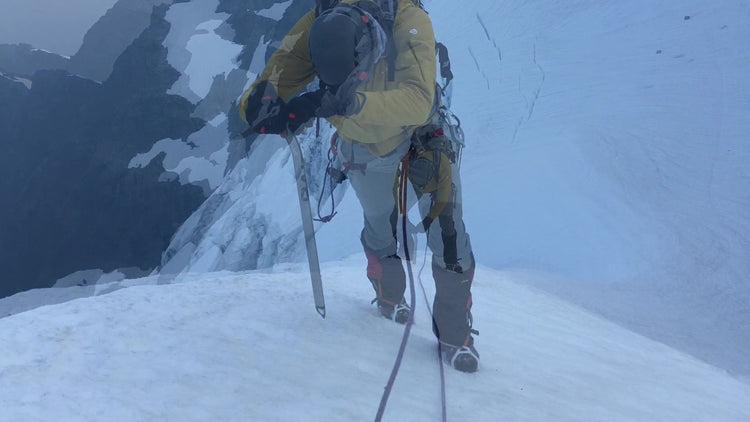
[239,10,317,123]
[353,8,437,127]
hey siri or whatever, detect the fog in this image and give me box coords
[0,0,117,56]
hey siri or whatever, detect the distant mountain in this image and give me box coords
[0,5,205,298]
[0,1,172,82]
[0,0,117,57]
[68,0,173,81]
[0,0,317,299]
[0,43,69,75]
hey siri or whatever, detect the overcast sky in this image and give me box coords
[0,0,118,56]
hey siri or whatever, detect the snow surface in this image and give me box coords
[432,0,750,287]
[2,259,749,422]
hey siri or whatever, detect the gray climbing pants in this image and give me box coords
[337,136,476,347]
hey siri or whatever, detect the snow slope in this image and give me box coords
[1,260,749,422]
[421,0,750,377]
[433,0,750,287]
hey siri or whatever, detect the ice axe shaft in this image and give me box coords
[286,133,326,318]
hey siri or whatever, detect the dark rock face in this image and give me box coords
[0,0,319,298]
[68,0,173,82]
[0,5,205,299]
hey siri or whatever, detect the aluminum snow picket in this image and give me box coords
[286,134,326,318]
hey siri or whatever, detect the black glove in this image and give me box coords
[286,90,326,133]
[250,89,326,135]
[244,81,287,134]
[253,111,288,134]
[250,95,317,135]
[245,83,362,135]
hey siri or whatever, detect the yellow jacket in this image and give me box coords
[239,0,437,156]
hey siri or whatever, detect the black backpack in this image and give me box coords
[315,0,399,81]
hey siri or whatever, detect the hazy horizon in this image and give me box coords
[0,0,118,56]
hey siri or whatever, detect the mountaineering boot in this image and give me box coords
[366,252,407,323]
[377,297,411,324]
[441,337,480,373]
[431,259,475,343]
[431,258,479,371]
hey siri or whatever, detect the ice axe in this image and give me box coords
[231,128,326,318]
[285,132,326,318]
